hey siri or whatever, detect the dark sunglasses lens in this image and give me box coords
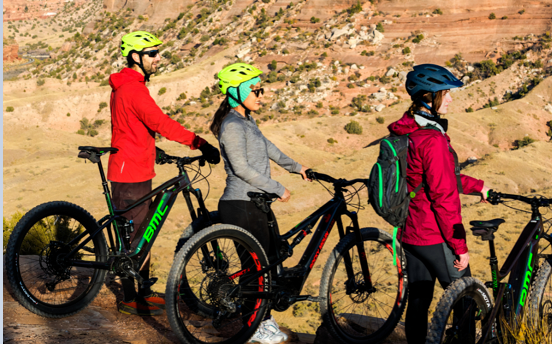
[146,50,159,57]
[253,88,264,96]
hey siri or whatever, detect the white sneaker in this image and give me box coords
[249,316,288,344]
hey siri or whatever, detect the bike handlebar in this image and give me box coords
[306,169,368,188]
[158,153,206,167]
[487,189,550,207]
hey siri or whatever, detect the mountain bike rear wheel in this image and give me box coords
[319,228,408,344]
[166,224,271,344]
[5,201,108,318]
[426,277,494,344]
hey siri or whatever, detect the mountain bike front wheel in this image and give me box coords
[319,228,408,344]
[528,260,552,325]
[5,201,108,318]
[426,277,494,344]
[166,224,271,344]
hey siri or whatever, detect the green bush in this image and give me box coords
[376,22,384,33]
[433,8,443,15]
[77,129,85,135]
[3,212,23,253]
[67,113,71,117]
[344,120,363,134]
[402,47,411,54]
[6,106,14,112]
[158,87,167,95]
[177,92,187,101]
[466,107,474,113]
[327,138,337,144]
[37,79,45,86]
[98,101,108,112]
[489,13,496,20]
[376,117,385,124]
[412,34,424,44]
[310,17,320,23]
[316,102,323,108]
[516,136,535,148]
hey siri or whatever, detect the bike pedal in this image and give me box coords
[141,277,158,288]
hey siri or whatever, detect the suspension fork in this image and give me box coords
[350,211,374,290]
[336,217,356,287]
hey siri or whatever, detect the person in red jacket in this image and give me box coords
[108,31,220,316]
[390,65,490,343]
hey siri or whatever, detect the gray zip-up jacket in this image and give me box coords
[218,109,302,201]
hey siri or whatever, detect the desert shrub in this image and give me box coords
[515,136,535,148]
[158,87,167,95]
[310,17,320,23]
[344,120,363,134]
[376,22,384,33]
[77,129,85,135]
[489,13,496,20]
[98,101,108,112]
[327,138,337,144]
[269,60,277,71]
[347,83,355,88]
[379,75,391,84]
[177,93,187,101]
[6,106,14,112]
[518,9,525,15]
[316,101,324,108]
[376,116,385,124]
[3,212,24,253]
[402,47,411,54]
[37,79,45,86]
[433,8,443,15]
[412,34,424,43]
[466,107,474,112]
[502,16,508,20]
[67,113,71,117]
[307,109,319,116]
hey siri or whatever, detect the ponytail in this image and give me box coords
[210,97,231,138]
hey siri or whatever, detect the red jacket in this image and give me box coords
[388,113,484,255]
[107,68,206,183]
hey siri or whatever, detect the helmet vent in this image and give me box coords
[417,73,425,78]
[426,67,438,72]
[143,37,151,42]
[427,77,444,84]
[239,71,248,75]
[406,81,417,90]
[442,75,451,81]
[135,35,142,37]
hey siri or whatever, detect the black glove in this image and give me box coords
[155,147,167,165]
[199,142,221,165]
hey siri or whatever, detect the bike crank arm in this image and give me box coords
[227,255,288,298]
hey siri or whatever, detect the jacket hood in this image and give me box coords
[109,68,145,91]
[388,112,419,136]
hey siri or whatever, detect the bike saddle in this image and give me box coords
[247,192,280,201]
[78,146,119,154]
[469,219,505,229]
[78,146,119,163]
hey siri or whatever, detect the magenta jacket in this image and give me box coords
[388,113,484,255]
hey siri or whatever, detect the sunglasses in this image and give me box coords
[141,49,160,58]
[251,88,264,97]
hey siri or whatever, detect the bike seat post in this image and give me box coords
[488,236,497,260]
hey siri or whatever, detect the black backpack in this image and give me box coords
[368,131,463,263]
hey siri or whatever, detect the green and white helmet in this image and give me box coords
[217,63,263,95]
[120,31,163,57]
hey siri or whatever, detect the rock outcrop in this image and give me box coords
[3,37,20,62]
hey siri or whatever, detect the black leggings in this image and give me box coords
[218,200,280,319]
[403,243,472,344]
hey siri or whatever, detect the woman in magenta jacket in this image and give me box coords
[388,64,490,343]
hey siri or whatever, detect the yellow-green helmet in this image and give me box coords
[218,63,263,95]
[120,31,163,57]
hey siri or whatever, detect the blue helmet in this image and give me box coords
[405,64,463,101]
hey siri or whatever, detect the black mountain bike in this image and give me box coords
[426,190,552,344]
[165,170,408,344]
[5,146,218,318]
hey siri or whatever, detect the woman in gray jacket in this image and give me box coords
[210,63,310,344]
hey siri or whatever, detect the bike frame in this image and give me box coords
[478,200,552,343]
[64,155,212,272]
[229,185,376,301]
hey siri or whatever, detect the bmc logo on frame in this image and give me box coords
[144,200,169,242]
